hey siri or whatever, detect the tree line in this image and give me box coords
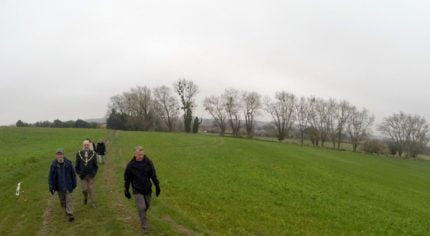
[106,79,429,158]
[107,79,202,133]
[16,119,100,128]
[204,90,375,152]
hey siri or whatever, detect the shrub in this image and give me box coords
[362,139,387,155]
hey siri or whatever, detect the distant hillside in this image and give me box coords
[85,118,106,124]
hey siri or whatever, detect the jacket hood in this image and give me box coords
[129,155,151,165]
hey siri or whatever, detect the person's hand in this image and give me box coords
[124,189,131,199]
[155,185,161,197]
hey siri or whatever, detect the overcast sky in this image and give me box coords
[1,0,430,125]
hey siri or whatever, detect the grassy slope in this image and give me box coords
[1,128,430,235]
[0,128,106,235]
[110,131,430,235]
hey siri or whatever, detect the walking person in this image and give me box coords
[85,138,96,151]
[96,139,106,164]
[124,146,161,234]
[48,148,77,222]
[75,140,98,208]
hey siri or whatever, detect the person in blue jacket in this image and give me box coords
[48,148,77,222]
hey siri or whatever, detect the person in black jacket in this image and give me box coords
[124,146,160,233]
[48,148,77,222]
[96,139,106,164]
[75,140,98,208]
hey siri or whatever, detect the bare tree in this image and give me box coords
[203,95,227,135]
[306,97,320,146]
[108,86,159,131]
[308,98,329,147]
[294,96,310,145]
[265,91,296,141]
[407,115,429,158]
[334,100,352,150]
[174,79,199,133]
[109,94,128,115]
[347,107,374,152]
[319,99,332,147]
[153,86,179,132]
[242,91,262,138]
[222,89,242,136]
[128,86,158,130]
[379,112,429,158]
[326,99,352,149]
[326,98,338,149]
[406,115,429,157]
[378,112,409,156]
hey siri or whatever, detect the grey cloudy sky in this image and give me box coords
[1,0,430,125]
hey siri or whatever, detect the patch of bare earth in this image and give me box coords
[36,196,55,236]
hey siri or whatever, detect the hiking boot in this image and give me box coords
[84,198,87,205]
[68,215,74,222]
[90,203,96,208]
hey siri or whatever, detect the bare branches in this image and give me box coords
[379,112,429,158]
[265,91,296,141]
[242,91,262,138]
[153,86,179,132]
[347,107,374,152]
[203,95,228,135]
[294,96,310,145]
[326,99,353,149]
[307,97,329,147]
[222,88,242,137]
[108,86,159,131]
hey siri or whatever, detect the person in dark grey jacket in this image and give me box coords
[124,146,160,233]
[48,148,77,222]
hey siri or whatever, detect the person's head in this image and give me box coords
[56,148,65,163]
[83,140,91,151]
[85,138,92,143]
[99,139,103,143]
[134,146,145,161]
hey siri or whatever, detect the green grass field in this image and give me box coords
[1,127,430,235]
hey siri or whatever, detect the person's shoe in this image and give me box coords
[68,215,74,222]
[90,203,96,208]
[84,198,87,205]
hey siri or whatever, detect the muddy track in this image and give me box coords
[36,196,55,236]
